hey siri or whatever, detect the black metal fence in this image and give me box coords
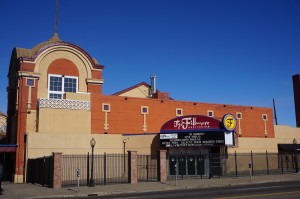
[167,152,299,180]
[137,154,158,182]
[26,151,299,188]
[27,156,53,187]
[61,153,128,187]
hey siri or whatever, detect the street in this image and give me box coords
[68,181,300,199]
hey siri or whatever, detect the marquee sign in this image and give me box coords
[160,115,221,133]
[160,115,235,148]
[160,131,225,147]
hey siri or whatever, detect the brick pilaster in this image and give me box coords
[52,152,62,189]
[128,151,138,184]
[159,150,167,183]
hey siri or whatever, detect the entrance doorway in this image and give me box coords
[168,147,225,179]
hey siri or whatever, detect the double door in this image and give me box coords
[169,154,207,176]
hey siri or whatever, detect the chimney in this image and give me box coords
[150,75,157,95]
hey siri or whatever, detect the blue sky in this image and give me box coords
[0,0,300,126]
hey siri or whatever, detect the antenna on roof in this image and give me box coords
[54,0,58,34]
[273,98,278,125]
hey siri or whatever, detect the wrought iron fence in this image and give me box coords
[26,151,299,188]
[61,153,128,187]
[137,154,158,182]
[27,156,53,187]
[167,152,299,180]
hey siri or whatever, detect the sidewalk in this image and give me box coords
[1,173,300,199]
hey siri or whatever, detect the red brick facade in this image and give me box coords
[128,151,138,184]
[6,35,275,182]
[159,150,167,183]
[52,152,62,189]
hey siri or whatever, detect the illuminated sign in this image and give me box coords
[160,131,225,148]
[222,114,236,132]
[159,114,236,148]
[160,115,220,132]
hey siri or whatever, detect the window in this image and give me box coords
[48,74,78,99]
[208,110,214,117]
[141,106,149,114]
[262,114,268,121]
[176,108,183,117]
[102,103,111,112]
[26,78,35,87]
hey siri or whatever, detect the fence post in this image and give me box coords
[266,150,269,175]
[43,156,46,187]
[128,151,138,184]
[235,151,238,178]
[280,153,284,174]
[52,152,62,189]
[87,152,90,186]
[146,155,149,182]
[104,153,107,185]
[159,150,167,183]
[251,151,254,176]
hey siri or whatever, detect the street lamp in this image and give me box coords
[293,138,298,173]
[89,138,96,187]
[123,138,129,173]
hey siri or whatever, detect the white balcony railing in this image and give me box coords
[38,98,91,111]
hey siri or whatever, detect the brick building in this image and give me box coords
[4,34,298,183]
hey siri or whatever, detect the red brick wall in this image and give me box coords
[88,84,103,133]
[52,152,62,189]
[48,58,79,76]
[159,150,167,183]
[128,151,137,184]
[15,78,28,176]
[21,63,35,72]
[97,95,274,138]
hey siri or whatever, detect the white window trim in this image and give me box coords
[262,114,268,121]
[26,78,35,87]
[102,103,111,112]
[176,108,183,117]
[236,112,242,119]
[207,110,214,117]
[141,106,149,114]
[48,74,78,99]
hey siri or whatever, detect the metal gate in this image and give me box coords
[137,154,158,182]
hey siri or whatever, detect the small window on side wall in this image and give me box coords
[262,114,268,121]
[208,110,214,117]
[102,103,111,112]
[176,108,183,117]
[26,78,35,87]
[236,112,242,119]
[141,106,149,114]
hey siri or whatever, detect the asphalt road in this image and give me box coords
[87,181,300,199]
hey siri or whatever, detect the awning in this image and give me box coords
[278,144,300,153]
[0,144,18,152]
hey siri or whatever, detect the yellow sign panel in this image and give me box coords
[223,114,236,131]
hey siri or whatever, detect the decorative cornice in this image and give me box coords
[86,78,104,85]
[38,98,91,111]
[20,42,104,70]
[18,71,41,79]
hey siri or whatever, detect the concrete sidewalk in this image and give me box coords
[1,173,300,199]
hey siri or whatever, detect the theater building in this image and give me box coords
[4,33,300,183]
